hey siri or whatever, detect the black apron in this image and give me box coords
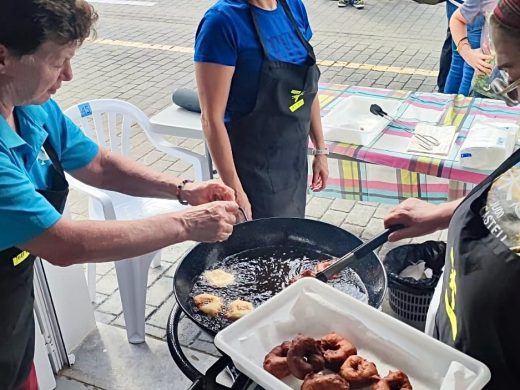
[0,139,69,389]
[434,148,520,389]
[226,0,320,219]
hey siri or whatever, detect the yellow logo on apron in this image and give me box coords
[13,251,31,266]
[444,247,458,341]
[289,89,305,112]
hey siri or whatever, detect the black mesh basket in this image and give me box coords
[384,241,446,324]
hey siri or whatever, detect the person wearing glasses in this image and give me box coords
[384,1,519,386]
[194,0,329,220]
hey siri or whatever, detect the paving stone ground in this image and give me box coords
[55,0,450,386]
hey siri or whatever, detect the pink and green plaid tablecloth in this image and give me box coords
[312,83,520,204]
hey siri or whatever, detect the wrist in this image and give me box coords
[313,140,327,150]
[312,147,329,156]
[458,43,471,58]
[456,36,469,52]
[162,212,189,243]
[175,179,194,205]
[434,201,458,229]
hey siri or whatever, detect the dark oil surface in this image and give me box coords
[189,245,369,333]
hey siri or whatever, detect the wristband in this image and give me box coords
[312,148,329,156]
[456,37,469,52]
[176,179,194,205]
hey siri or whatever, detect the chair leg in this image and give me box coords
[114,251,156,344]
[150,251,161,269]
[87,264,97,303]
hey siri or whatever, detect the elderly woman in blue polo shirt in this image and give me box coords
[0,1,238,389]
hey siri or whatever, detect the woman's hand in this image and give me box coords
[462,47,493,75]
[176,201,238,242]
[180,179,235,206]
[384,198,458,242]
[235,189,252,222]
[310,155,329,192]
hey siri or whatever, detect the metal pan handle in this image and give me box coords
[186,355,231,390]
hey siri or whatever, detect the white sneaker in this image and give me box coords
[351,0,365,9]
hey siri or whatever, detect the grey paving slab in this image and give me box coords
[330,198,357,212]
[146,276,175,307]
[55,377,100,390]
[321,209,348,226]
[60,323,198,390]
[343,203,377,226]
[95,293,123,317]
[305,196,333,219]
[93,273,119,296]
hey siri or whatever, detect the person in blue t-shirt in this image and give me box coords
[195,0,329,220]
[0,1,238,389]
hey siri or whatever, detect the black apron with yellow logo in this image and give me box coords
[226,0,320,219]
[0,139,69,389]
[434,148,520,389]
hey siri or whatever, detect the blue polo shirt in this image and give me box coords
[194,0,313,122]
[0,99,99,251]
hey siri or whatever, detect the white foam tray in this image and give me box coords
[214,278,490,390]
[322,95,403,145]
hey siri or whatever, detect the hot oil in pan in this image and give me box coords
[190,245,368,333]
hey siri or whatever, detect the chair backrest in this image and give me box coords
[65,98,209,181]
[64,99,150,156]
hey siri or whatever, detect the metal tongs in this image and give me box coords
[369,104,440,151]
[316,224,404,283]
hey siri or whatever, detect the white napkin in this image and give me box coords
[407,124,457,156]
[399,261,433,280]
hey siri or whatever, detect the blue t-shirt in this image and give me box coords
[194,0,313,122]
[0,99,99,251]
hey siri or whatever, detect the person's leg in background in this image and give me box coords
[458,15,484,95]
[443,1,465,94]
[438,27,453,93]
[350,0,365,9]
[338,0,364,8]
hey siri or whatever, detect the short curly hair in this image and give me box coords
[0,0,98,56]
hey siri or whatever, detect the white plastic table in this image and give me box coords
[150,105,213,179]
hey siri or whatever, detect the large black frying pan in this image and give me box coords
[173,217,389,336]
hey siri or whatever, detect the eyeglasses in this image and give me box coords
[490,69,520,107]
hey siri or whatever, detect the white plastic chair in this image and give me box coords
[64,99,204,343]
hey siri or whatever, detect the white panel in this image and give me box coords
[42,261,96,352]
[34,319,57,390]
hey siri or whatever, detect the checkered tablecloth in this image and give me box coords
[312,83,520,204]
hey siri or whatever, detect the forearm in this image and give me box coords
[202,117,242,191]
[434,198,463,230]
[309,97,326,149]
[74,149,182,199]
[385,197,464,241]
[450,10,471,62]
[21,214,188,266]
